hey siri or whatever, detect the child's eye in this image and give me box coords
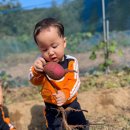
[52,45,58,48]
[42,48,47,51]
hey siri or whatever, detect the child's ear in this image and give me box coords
[63,37,67,48]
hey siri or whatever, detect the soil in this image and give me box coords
[4,86,130,130]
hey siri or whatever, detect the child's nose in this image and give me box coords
[48,48,54,56]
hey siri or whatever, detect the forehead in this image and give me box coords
[36,27,61,46]
[38,26,59,38]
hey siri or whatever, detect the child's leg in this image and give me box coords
[45,105,63,130]
[66,99,89,130]
[44,100,89,130]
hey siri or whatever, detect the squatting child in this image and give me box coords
[0,80,16,130]
[29,17,89,130]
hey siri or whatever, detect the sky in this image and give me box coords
[18,0,63,9]
[0,0,63,13]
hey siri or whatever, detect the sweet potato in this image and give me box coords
[43,62,76,80]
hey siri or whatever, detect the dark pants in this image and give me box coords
[0,108,10,130]
[45,99,89,130]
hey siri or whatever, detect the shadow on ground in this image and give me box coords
[28,105,46,130]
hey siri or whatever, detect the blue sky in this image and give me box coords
[19,0,63,9]
[0,0,63,13]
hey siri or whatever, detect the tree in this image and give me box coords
[0,0,21,10]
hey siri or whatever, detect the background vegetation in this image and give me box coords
[0,0,130,58]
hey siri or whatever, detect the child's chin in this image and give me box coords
[51,59,59,62]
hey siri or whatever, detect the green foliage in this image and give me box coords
[0,70,14,89]
[89,51,96,60]
[0,0,21,10]
[0,70,29,89]
[98,59,113,71]
[0,35,36,59]
[0,0,84,37]
[89,40,123,72]
[0,0,129,64]
[0,32,94,59]
[67,32,93,52]
[80,68,130,91]
[0,0,130,38]
[108,40,118,53]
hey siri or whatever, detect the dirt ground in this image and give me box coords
[3,86,130,130]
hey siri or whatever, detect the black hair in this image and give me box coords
[33,17,64,44]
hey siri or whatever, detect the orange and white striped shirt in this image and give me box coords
[29,55,80,105]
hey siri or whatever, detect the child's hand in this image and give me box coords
[53,90,66,106]
[34,57,46,72]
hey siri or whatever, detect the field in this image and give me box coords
[4,86,130,130]
[1,49,130,130]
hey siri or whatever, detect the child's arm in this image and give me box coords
[62,76,80,100]
[62,59,80,100]
[53,59,80,106]
[53,74,80,106]
[29,56,46,86]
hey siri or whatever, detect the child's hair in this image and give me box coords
[33,17,64,44]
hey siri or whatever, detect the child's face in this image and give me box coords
[36,26,66,62]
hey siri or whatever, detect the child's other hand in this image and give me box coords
[53,90,66,106]
[34,57,46,72]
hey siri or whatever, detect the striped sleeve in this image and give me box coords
[28,66,44,86]
[64,55,81,100]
